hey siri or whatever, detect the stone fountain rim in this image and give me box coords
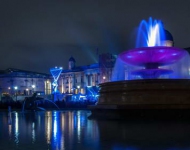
[99,79,190,86]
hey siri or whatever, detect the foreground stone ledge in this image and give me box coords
[89,79,190,120]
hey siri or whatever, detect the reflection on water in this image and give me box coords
[14,112,19,145]
[1,110,190,150]
[46,111,52,144]
[32,122,35,143]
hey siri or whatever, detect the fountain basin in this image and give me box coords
[89,79,190,119]
[98,79,190,106]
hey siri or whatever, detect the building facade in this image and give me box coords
[57,53,117,95]
[0,53,117,101]
[0,68,51,97]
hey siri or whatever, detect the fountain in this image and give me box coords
[22,93,60,112]
[89,18,190,119]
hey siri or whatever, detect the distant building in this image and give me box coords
[0,53,117,100]
[0,68,51,96]
[57,53,117,95]
[99,53,117,83]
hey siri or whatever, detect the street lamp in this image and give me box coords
[32,85,35,94]
[103,76,106,83]
[26,88,29,95]
[77,85,80,94]
[8,87,11,94]
[14,86,18,101]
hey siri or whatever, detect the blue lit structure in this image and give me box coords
[86,86,99,100]
[50,67,62,93]
[70,86,99,104]
[51,54,115,105]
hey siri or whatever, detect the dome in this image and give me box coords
[69,56,76,62]
[164,29,174,41]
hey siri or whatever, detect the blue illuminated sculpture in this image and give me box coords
[50,67,63,93]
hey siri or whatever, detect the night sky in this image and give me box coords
[0,0,190,73]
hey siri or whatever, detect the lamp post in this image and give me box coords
[8,87,11,95]
[14,86,18,101]
[26,88,29,95]
[103,76,106,83]
[77,85,80,94]
[32,85,35,94]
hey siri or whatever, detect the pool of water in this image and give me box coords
[1,110,190,150]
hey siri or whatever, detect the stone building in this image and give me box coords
[56,53,117,95]
[0,53,117,101]
[0,68,51,97]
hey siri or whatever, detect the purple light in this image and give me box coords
[119,46,186,79]
[119,46,186,66]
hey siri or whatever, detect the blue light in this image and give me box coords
[85,86,99,102]
[50,67,63,93]
[68,86,99,104]
[51,111,61,150]
[53,112,57,138]
[79,95,86,98]
[127,55,132,58]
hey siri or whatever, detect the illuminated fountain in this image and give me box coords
[22,92,60,111]
[90,18,190,119]
[112,18,189,81]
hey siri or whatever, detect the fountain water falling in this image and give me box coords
[136,18,166,47]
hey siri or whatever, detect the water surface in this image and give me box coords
[0,110,190,150]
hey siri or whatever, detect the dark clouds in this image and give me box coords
[0,0,190,73]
